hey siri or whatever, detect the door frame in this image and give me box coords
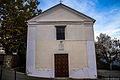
[54,53,69,78]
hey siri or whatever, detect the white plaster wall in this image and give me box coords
[66,25,86,40]
[69,41,97,79]
[36,25,56,40]
[35,41,88,70]
[66,25,94,40]
[86,24,94,40]
[26,26,35,74]
[34,7,86,21]
[26,24,97,79]
[35,25,94,41]
[26,26,54,78]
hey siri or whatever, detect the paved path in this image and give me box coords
[1,69,52,80]
[1,69,120,80]
[98,70,120,78]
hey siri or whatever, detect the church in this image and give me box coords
[26,3,97,79]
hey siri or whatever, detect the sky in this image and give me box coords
[37,0,120,40]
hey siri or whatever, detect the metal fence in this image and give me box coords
[0,67,28,80]
[0,67,16,80]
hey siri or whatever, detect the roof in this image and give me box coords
[27,3,95,23]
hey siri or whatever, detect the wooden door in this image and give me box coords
[55,54,69,77]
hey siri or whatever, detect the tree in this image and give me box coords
[95,33,120,70]
[0,0,42,55]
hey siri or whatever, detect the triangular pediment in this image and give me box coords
[28,4,95,22]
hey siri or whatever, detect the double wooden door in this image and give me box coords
[54,54,69,77]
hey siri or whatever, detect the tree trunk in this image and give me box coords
[110,63,112,70]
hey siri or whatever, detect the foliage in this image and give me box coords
[0,0,42,55]
[95,33,120,70]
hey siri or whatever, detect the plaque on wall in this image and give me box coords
[58,41,64,50]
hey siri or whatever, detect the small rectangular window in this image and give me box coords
[56,26,65,40]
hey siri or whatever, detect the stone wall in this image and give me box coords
[3,55,14,69]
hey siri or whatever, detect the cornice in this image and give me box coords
[28,21,94,25]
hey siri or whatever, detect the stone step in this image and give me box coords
[54,77,71,80]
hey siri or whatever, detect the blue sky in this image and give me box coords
[38,0,120,40]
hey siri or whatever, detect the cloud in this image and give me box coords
[94,9,120,39]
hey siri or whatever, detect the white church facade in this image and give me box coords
[26,3,97,79]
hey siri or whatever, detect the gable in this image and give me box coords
[28,4,95,22]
